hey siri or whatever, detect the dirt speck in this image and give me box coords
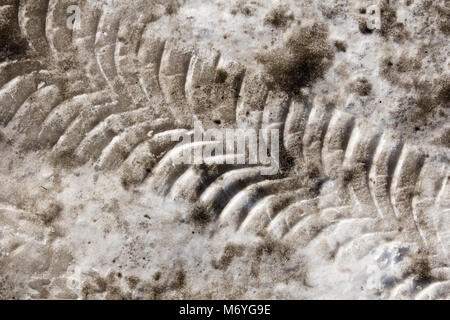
[169,269,186,290]
[379,0,408,41]
[232,2,254,16]
[250,237,291,276]
[436,4,450,35]
[409,257,433,287]
[380,55,422,89]
[125,275,140,289]
[349,77,372,96]
[214,68,228,84]
[190,203,212,227]
[153,271,161,281]
[334,40,347,52]
[0,5,28,62]
[264,5,294,28]
[37,202,62,225]
[257,22,334,94]
[165,1,179,15]
[358,19,374,34]
[212,243,245,270]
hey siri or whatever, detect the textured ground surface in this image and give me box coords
[0,0,449,299]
